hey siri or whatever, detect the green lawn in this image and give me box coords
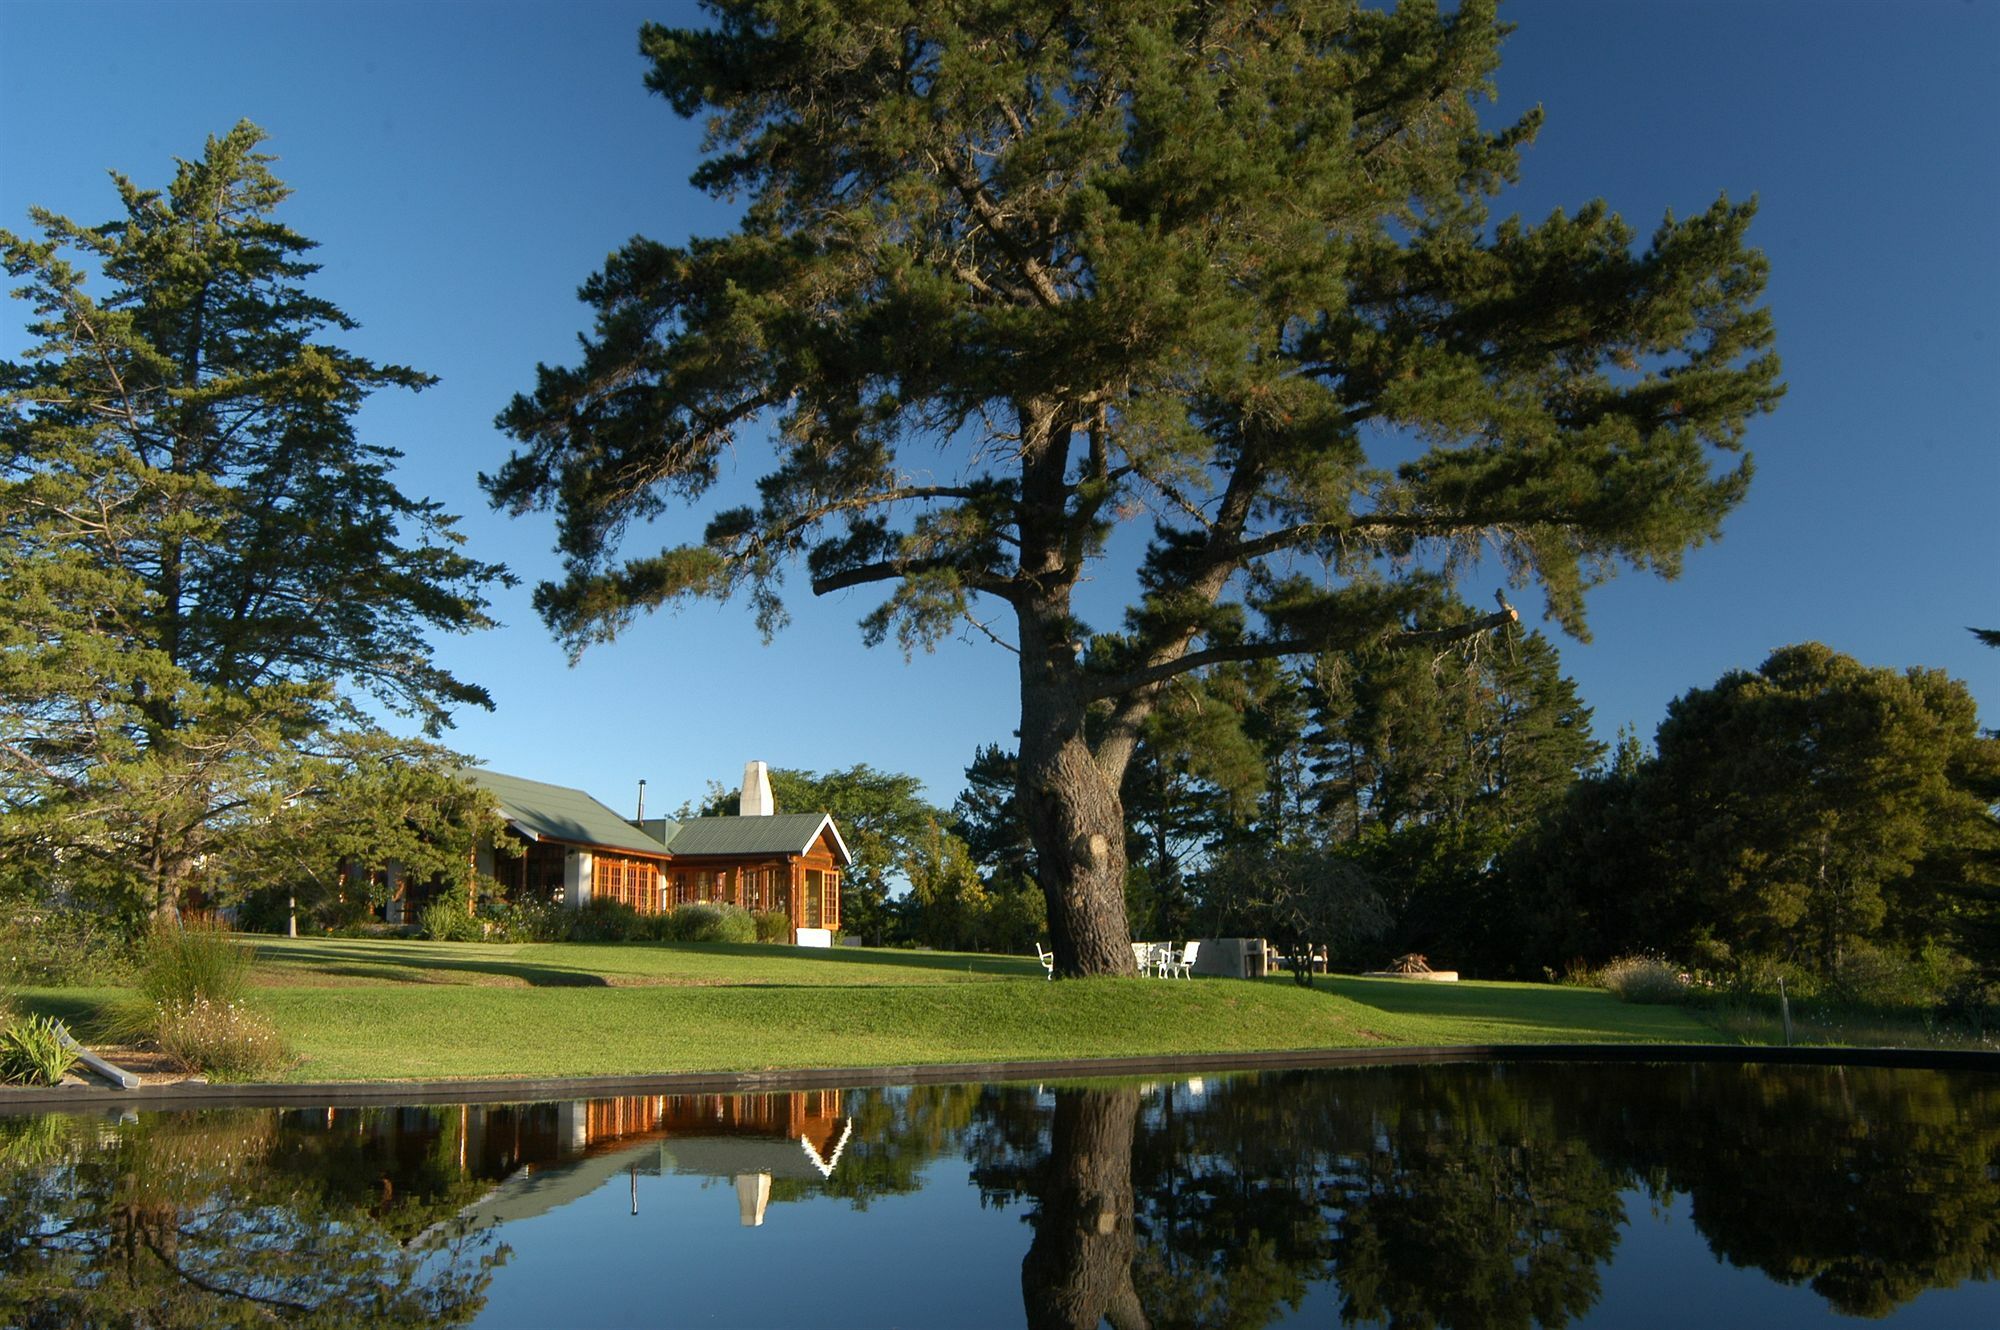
[16,936,1722,1083]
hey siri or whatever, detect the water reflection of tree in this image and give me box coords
[1572,1063,2000,1318]
[0,1108,502,1328]
[1017,1087,1148,1329]
[967,1064,1999,1329]
[1125,1071,1622,1330]
[1324,1070,1622,1330]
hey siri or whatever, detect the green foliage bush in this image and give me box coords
[753,910,792,943]
[152,997,286,1079]
[418,899,483,943]
[654,903,757,944]
[1828,943,1969,1009]
[568,900,648,942]
[1598,955,1688,1005]
[0,909,138,987]
[0,1014,81,1086]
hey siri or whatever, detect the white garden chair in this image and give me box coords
[1131,941,1154,977]
[1160,940,1199,979]
[1035,943,1055,979]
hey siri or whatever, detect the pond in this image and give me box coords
[1,1061,1995,1327]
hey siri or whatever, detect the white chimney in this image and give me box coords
[740,760,775,817]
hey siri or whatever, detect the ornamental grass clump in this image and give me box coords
[0,1013,81,1086]
[418,899,483,942]
[139,918,253,1009]
[1598,955,1689,1005]
[105,919,287,1077]
[151,997,286,1079]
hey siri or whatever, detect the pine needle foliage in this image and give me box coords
[0,123,509,921]
[488,2,1783,973]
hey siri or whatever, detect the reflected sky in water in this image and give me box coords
[2,1062,1995,1328]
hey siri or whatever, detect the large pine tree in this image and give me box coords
[0,123,506,921]
[487,1,1782,974]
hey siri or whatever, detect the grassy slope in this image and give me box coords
[18,937,1719,1083]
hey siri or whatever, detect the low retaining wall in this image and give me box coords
[4,1042,1993,1113]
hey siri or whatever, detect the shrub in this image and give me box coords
[480,899,573,943]
[0,909,139,987]
[1598,955,1688,1005]
[1829,942,1968,1009]
[0,1014,81,1086]
[753,910,792,943]
[656,903,757,944]
[569,900,648,942]
[151,997,286,1079]
[418,899,482,943]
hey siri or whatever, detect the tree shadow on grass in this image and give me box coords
[14,991,108,1030]
[249,937,1040,987]
[1317,975,1709,1041]
[251,941,607,988]
[681,942,1039,978]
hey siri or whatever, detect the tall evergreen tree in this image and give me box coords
[0,123,505,922]
[487,1,1781,973]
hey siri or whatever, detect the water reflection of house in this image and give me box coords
[458,1091,853,1230]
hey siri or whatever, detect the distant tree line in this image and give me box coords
[933,624,1998,994]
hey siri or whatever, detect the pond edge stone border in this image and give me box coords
[4,1042,1995,1112]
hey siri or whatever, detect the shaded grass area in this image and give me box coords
[1692,997,1998,1052]
[13,937,1724,1082]
[246,936,1040,989]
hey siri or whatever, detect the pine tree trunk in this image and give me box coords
[1017,611,1135,976]
[1012,397,1136,978]
[1021,726,1135,977]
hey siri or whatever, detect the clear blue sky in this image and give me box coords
[4,1,1996,816]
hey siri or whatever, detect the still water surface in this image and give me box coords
[1,1061,1994,1327]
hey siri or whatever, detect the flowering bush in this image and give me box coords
[152,997,286,1079]
[480,899,573,943]
[105,919,266,1051]
[1598,955,1689,1005]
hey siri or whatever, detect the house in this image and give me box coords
[419,761,851,943]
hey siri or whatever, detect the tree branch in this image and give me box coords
[811,554,1018,602]
[1083,599,1519,702]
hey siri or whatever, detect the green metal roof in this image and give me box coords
[663,812,852,864]
[464,769,672,858]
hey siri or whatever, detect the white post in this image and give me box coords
[564,849,594,909]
